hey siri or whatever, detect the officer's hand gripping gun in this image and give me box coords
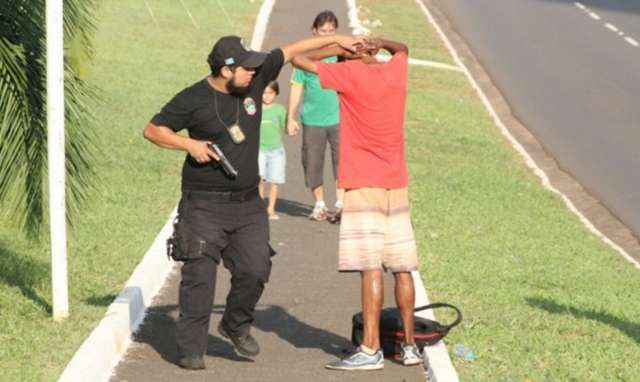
[208,143,238,179]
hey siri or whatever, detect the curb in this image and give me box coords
[250,0,275,51]
[58,208,178,382]
[413,272,460,382]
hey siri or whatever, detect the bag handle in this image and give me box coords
[414,302,462,330]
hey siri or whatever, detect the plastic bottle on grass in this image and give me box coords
[452,343,476,361]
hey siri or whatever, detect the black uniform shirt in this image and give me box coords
[151,48,285,192]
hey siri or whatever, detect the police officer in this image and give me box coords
[143,34,365,370]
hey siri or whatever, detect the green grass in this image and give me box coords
[360,0,640,381]
[358,0,453,65]
[0,1,260,381]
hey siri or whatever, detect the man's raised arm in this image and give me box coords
[291,44,356,74]
[367,38,409,55]
[280,34,365,64]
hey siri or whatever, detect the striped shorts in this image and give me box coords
[338,188,419,272]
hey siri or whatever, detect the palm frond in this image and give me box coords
[0,0,99,237]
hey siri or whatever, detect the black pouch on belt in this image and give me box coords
[167,214,207,261]
[166,214,196,262]
[167,213,227,262]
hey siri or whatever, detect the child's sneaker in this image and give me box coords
[308,206,327,221]
[400,343,423,366]
[325,347,384,371]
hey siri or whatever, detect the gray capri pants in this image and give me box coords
[301,124,339,189]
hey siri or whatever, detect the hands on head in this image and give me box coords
[335,35,368,54]
[336,36,386,60]
[290,36,404,73]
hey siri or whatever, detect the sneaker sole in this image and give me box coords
[325,363,384,371]
[403,358,423,366]
[178,363,205,370]
[218,324,259,357]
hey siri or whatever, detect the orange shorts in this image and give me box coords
[338,188,419,272]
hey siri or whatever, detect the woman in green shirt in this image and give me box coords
[288,10,344,223]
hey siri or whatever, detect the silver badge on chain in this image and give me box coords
[227,123,246,144]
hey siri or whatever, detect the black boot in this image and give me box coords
[218,321,260,356]
[178,355,205,370]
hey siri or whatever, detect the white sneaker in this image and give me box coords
[308,206,327,221]
[400,344,423,366]
[325,347,384,371]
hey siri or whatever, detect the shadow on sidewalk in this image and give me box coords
[526,297,640,344]
[213,304,352,357]
[272,198,313,218]
[133,305,254,366]
[134,303,351,366]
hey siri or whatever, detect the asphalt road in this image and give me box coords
[431,0,640,237]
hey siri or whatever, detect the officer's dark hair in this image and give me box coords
[312,10,338,30]
[266,80,280,95]
[208,62,237,78]
[207,49,218,77]
[207,51,239,78]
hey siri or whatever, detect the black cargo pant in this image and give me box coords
[174,188,274,358]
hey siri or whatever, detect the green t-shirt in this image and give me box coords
[259,103,287,150]
[291,56,339,127]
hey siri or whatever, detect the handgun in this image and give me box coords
[208,143,238,179]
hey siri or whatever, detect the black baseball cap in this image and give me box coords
[208,35,267,70]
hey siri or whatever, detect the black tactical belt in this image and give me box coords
[184,187,259,202]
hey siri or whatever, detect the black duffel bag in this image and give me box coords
[351,302,462,359]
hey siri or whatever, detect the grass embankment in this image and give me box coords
[0,1,259,380]
[359,0,640,380]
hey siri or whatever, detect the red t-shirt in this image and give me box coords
[317,52,409,189]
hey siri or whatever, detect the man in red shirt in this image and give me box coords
[292,39,422,370]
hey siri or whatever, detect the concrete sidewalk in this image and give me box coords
[110,1,426,381]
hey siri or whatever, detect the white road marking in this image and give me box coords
[144,0,159,26]
[574,1,638,49]
[179,0,199,29]
[408,58,463,71]
[375,53,463,72]
[625,36,639,47]
[414,0,640,271]
[605,23,618,32]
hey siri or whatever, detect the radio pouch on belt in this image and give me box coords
[166,215,189,261]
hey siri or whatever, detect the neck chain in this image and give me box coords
[213,88,240,128]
